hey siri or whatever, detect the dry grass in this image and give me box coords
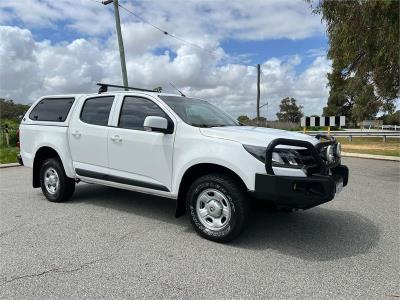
[336,137,400,157]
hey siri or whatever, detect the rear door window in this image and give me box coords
[80,96,114,126]
[29,98,75,122]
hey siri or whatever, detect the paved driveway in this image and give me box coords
[0,158,399,299]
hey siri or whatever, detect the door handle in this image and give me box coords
[72,130,81,137]
[111,135,122,142]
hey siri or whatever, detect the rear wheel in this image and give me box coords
[40,158,75,202]
[187,173,249,242]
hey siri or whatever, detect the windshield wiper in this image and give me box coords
[192,124,237,128]
[210,124,238,127]
[192,124,213,128]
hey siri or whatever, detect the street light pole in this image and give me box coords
[103,0,129,90]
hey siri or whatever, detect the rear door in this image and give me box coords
[69,95,116,175]
[107,95,175,192]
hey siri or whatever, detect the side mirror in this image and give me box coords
[143,116,171,133]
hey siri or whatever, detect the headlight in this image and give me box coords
[242,145,267,163]
[272,152,285,165]
[243,145,302,168]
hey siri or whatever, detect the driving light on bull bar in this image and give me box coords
[327,145,334,163]
[336,142,342,158]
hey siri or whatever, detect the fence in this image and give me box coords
[240,120,300,130]
[381,125,399,130]
[0,129,17,148]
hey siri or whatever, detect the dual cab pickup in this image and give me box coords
[20,86,348,242]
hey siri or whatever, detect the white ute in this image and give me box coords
[19,83,349,242]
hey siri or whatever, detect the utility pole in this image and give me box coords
[102,0,129,90]
[256,63,261,124]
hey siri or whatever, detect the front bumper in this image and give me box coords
[251,165,349,209]
[251,136,348,210]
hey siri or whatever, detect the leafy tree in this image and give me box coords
[252,116,267,126]
[276,97,303,123]
[254,117,266,123]
[237,115,250,124]
[323,73,357,120]
[0,99,30,120]
[324,75,382,122]
[379,110,400,125]
[310,0,399,121]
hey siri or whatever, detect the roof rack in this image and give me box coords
[97,83,158,94]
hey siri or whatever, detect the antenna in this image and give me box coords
[169,82,186,97]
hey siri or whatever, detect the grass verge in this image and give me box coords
[336,137,400,157]
[0,147,19,164]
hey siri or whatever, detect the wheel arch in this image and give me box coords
[175,163,248,217]
[32,146,63,188]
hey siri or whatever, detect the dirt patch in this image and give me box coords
[342,144,399,151]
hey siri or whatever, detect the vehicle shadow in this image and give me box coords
[70,184,186,225]
[231,208,380,261]
[70,184,380,261]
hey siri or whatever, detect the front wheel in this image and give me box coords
[187,174,249,242]
[40,158,75,202]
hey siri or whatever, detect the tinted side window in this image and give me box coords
[80,96,114,126]
[29,98,75,122]
[119,97,167,130]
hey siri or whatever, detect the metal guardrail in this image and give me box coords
[302,130,400,136]
[299,130,400,142]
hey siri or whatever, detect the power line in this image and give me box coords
[117,4,168,36]
[117,3,219,57]
[90,0,259,69]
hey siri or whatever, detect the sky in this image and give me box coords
[0,0,331,119]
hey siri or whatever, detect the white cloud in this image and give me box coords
[0,26,330,118]
[0,26,42,101]
[0,0,115,35]
[0,0,332,118]
[121,0,322,42]
[0,0,322,41]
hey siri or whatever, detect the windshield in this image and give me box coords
[159,96,239,128]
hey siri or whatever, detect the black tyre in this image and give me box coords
[187,173,249,242]
[40,158,75,202]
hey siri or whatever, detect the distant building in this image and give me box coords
[358,120,383,129]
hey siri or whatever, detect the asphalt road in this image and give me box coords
[0,158,399,299]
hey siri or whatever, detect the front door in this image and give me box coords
[69,95,115,174]
[108,96,175,192]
